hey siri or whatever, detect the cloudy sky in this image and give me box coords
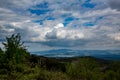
[0,0,120,52]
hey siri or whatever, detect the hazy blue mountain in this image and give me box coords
[32,49,120,60]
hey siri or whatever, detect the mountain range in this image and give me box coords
[31,49,120,60]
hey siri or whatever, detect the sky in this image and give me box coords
[0,0,120,52]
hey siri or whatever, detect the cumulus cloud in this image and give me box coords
[0,0,120,51]
[46,24,85,40]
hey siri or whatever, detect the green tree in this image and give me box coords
[0,48,5,63]
[3,33,29,64]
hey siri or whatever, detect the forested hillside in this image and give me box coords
[0,34,120,80]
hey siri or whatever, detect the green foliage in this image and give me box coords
[0,34,30,76]
[0,34,120,80]
[35,69,68,80]
[66,57,120,80]
[66,58,101,80]
[0,48,5,63]
[3,33,29,64]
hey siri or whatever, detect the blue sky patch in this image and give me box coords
[28,9,50,15]
[84,22,95,27]
[33,20,43,25]
[82,0,96,8]
[28,2,50,15]
[45,16,55,20]
[63,17,79,26]
[35,2,49,9]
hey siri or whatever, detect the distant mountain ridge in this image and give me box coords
[31,49,120,60]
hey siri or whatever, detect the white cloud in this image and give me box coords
[0,0,120,51]
[54,23,64,29]
[108,33,120,41]
[46,26,85,40]
[28,23,85,42]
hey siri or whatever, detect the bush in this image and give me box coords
[66,58,102,80]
